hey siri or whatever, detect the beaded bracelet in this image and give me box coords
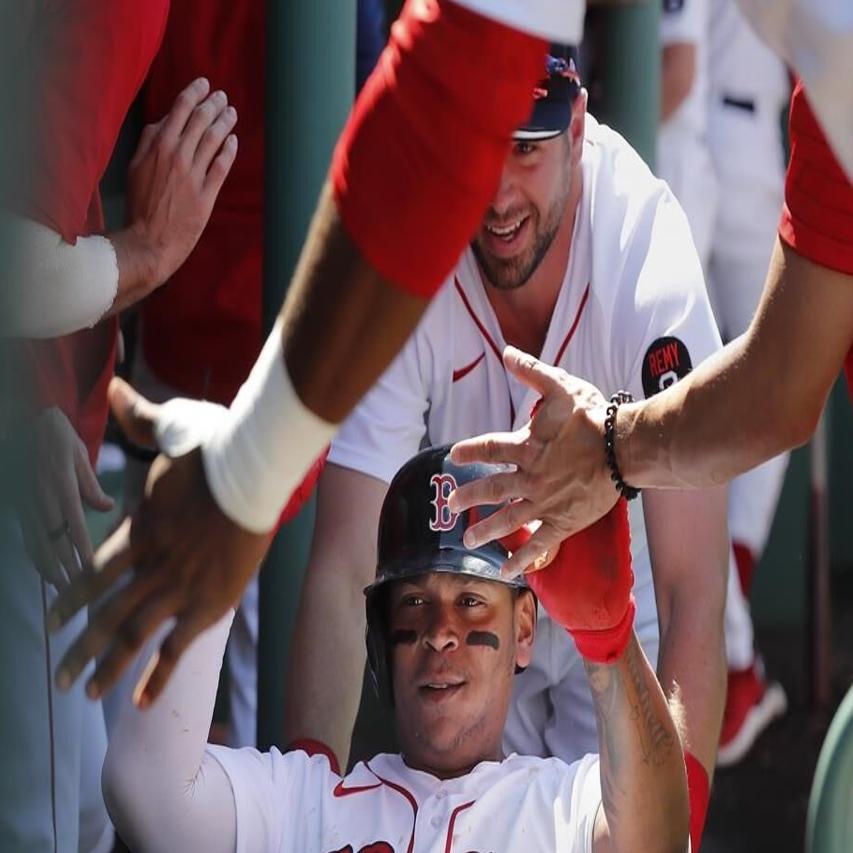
[604,391,640,501]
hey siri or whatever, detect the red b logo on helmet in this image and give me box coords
[429,473,458,532]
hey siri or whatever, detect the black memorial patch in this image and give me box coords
[641,336,692,398]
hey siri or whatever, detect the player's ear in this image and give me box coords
[513,589,537,670]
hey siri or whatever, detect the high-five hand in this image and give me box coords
[449,346,619,577]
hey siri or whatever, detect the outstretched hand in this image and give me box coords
[48,377,272,708]
[449,346,619,577]
[17,407,114,588]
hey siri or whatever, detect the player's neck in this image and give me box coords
[483,179,580,358]
[399,746,505,780]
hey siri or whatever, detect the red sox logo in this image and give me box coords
[429,473,459,532]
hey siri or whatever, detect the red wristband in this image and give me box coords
[569,596,636,664]
[331,0,546,297]
[685,750,710,852]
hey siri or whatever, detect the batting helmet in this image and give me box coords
[364,444,528,705]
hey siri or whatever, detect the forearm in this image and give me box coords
[103,612,237,853]
[0,214,167,338]
[279,183,428,423]
[618,239,852,489]
[657,603,725,777]
[587,632,688,853]
[284,556,369,770]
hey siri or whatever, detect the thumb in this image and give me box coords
[502,346,565,397]
[109,376,160,448]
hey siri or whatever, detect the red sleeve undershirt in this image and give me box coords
[779,81,853,277]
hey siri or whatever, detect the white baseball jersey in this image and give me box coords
[657,0,716,265]
[208,747,600,853]
[331,114,722,759]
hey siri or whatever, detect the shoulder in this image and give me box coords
[583,115,673,232]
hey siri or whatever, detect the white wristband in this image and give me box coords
[200,320,337,533]
[0,213,118,338]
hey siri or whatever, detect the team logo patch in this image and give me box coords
[429,473,458,532]
[641,336,692,398]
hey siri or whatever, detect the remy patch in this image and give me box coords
[466,631,500,650]
[641,336,692,398]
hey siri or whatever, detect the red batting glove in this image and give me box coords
[525,499,635,664]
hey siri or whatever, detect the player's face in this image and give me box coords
[471,133,573,290]
[388,573,536,778]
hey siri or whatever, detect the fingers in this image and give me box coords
[47,516,136,633]
[55,570,159,693]
[134,607,216,708]
[176,89,228,168]
[19,508,65,587]
[449,429,531,469]
[85,585,179,700]
[448,470,523,514]
[202,134,238,197]
[193,104,238,172]
[502,346,567,396]
[130,120,162,169]
[461,499,536,550]
[108,376,159,448]
[503,524,563,579]
[158,77,211,149]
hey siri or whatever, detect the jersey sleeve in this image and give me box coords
[779,80,853,276]
[328,321,432,484]
[208,746,337,853]
[22,0,167,242]
[659,0,704,46]
[562,754,602,853]
[610,187,722,402]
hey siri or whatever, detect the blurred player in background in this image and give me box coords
[0,1,238,849]
[706,0,792,767]
[657,0,715,268]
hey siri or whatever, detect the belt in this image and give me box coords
[721,94,755,113]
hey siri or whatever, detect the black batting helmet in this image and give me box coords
[364,444,528,705]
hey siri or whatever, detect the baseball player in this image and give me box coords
[286,53,725,851]
[51,0,853,748]
[101,445,689,853]
[657,0,716,267]
[706,0,792,766]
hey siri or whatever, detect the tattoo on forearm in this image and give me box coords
[625,641,675,766]
[585,640,676,834]
[585,660,625,830]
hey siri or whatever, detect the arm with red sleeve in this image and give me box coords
[3,0,240,340]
